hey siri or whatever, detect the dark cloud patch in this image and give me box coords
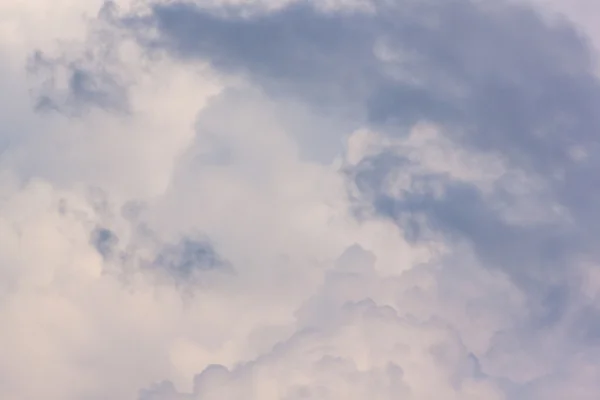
[365,171,576,326]
[121,0,598,139]
[27,3,130,117]
[151,237,233,283]
[90,226,119,259]
[27,50,130,116]
[120,0,599,163]
[90,220,232,288]
[351,152,411,201]
[122,1,379,113]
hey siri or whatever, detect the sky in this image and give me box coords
[1,0,600,399]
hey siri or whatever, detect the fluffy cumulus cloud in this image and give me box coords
[2,0,600,399]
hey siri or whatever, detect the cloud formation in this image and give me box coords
[2,0,600,399]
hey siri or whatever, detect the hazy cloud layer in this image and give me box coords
[2,0,600,399]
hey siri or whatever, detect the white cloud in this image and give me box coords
[2,0,600,399]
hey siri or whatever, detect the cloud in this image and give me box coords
[124,0,600,322]
[28,51,130,115]
[2,0,600,399]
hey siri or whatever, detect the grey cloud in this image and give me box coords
[151,237,233,282]
[90,226,120,259]
[107,0,600,395]
[121,1,597,166]
[121,0,600,319]
[120,0,600,193]
[90,208,232,285]
[27,3,130,116]
[121,1,379,117]
[32,60,128,115]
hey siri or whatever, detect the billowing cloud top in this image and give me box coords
[2,0,600,399]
